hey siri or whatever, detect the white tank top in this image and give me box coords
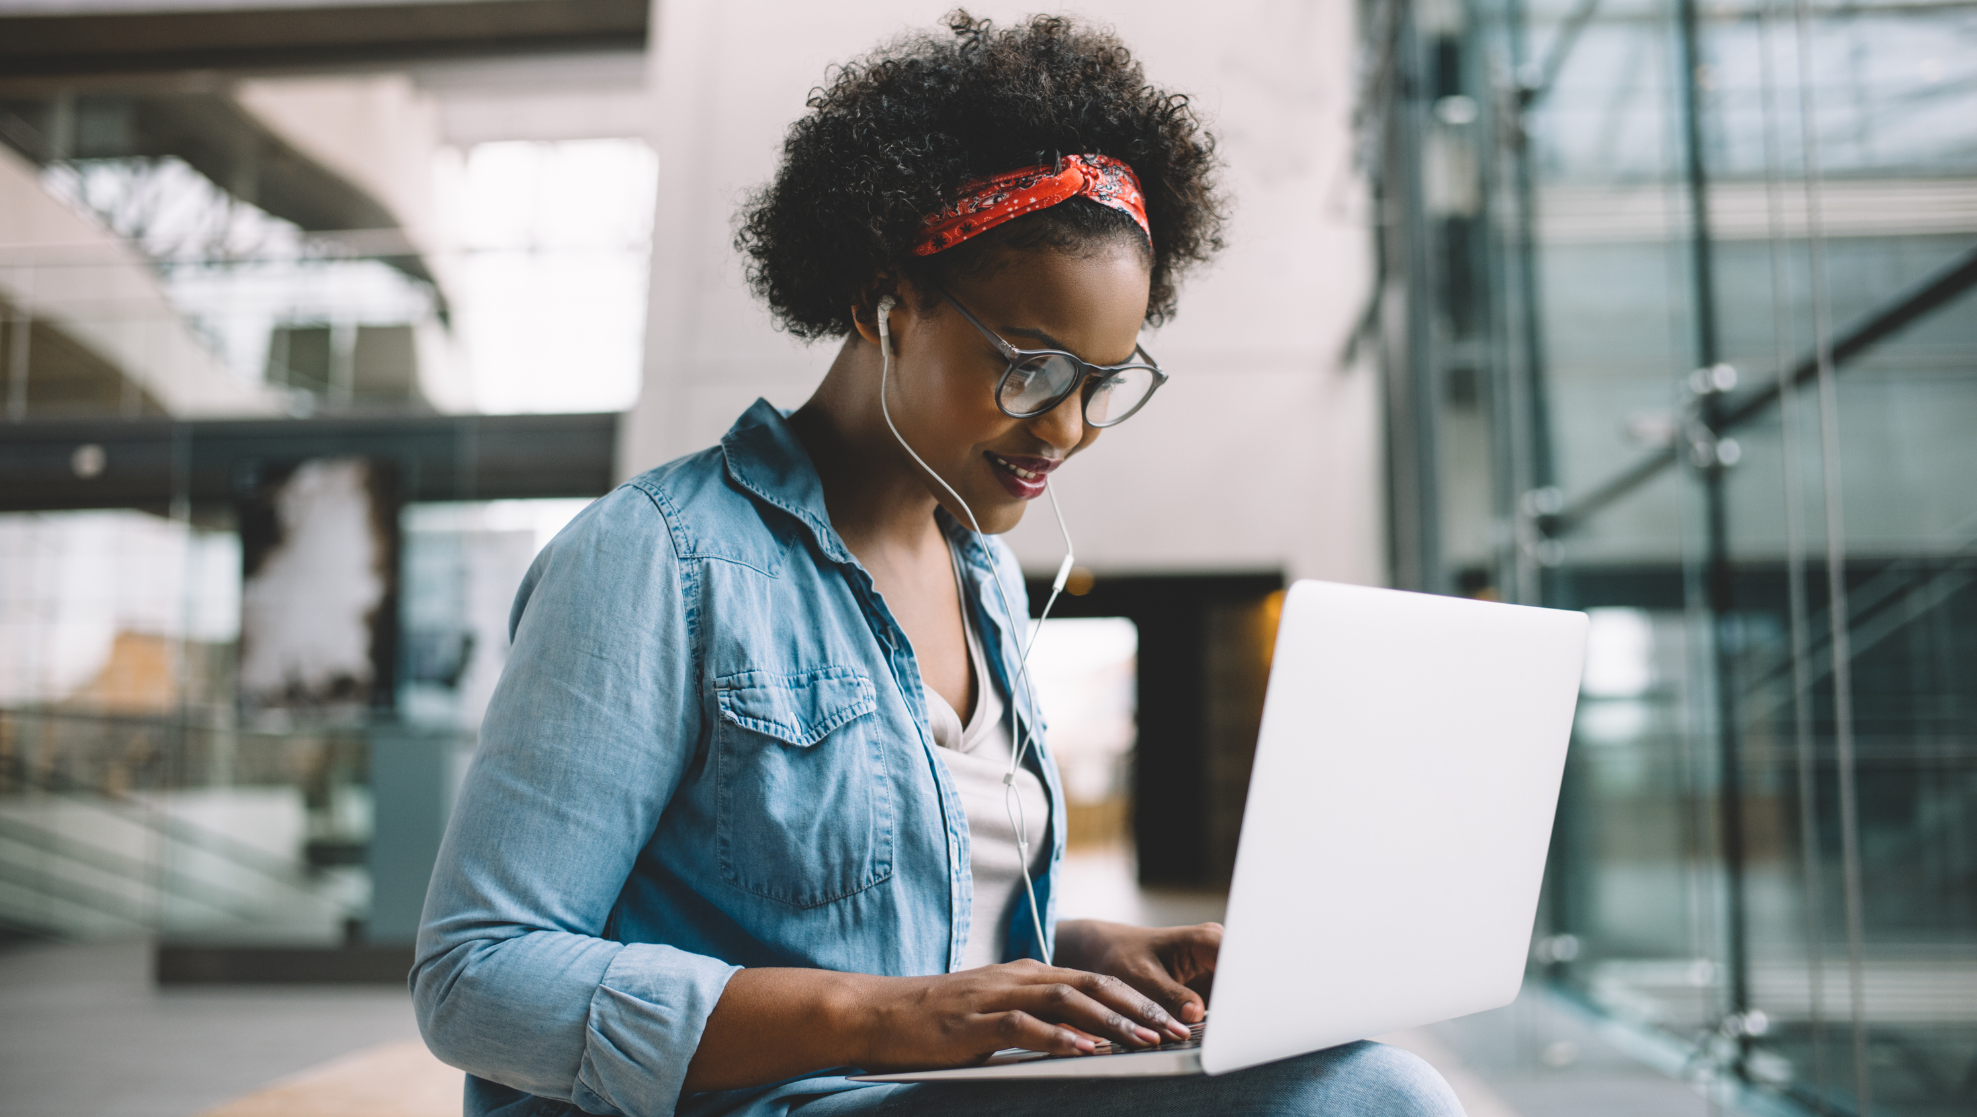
[923,549,1050,970]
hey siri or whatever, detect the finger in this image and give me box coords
[1150,924,1222,996]
[1058,1023,1103,1044]
[1006,964,1188,1039]
[1091,956,1197,1035]
[1004,979,1168,1047]
[1003,982,1158,1048]
[1130,963,1207,1027]
[1168,923,1224,976]
[1077,968,1193,1039]
[981,1010,1096,1058]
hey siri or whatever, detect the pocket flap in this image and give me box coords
[716,666,877,747]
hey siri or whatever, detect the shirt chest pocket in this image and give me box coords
[713,666,894,908]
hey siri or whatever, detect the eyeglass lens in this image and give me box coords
[998,354,1158,426]
[1083,366,1158,425]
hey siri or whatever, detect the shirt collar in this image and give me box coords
[719,398,1010,590]
[719,398,856,565]
[936,508,999,581]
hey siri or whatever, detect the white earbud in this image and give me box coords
[871,287,1073,964]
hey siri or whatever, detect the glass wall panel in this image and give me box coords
[0,48,651,958]
[1361,0,1977,1112]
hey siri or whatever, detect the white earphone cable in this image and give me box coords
[875,296,1069,964]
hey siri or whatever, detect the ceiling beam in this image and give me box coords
[0,0,648,80]
[0,411,619,510]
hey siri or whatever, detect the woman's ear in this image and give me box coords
[848,300,884,346]
[849,277,901,346]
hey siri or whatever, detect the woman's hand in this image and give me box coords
[1051,919,1223,1024]
[682,960,1193,1091]
[851,958,1194,1071]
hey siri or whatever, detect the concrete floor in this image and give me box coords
[0,939,423,1117]
[0,851,1750,1117]
[1401,990,1721,1117]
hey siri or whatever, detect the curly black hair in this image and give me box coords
[735,11,1225,339]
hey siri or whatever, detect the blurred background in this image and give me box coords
[0,1,1970,1115]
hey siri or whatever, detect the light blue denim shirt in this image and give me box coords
[413,399,1066,1117]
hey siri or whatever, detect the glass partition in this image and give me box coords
[0,67,651,956]
[0,497,586,948]
[1361,0,1977,1112]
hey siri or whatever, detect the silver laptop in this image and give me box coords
[852,579,1588,1081]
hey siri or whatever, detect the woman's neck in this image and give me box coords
[788,336,948,568]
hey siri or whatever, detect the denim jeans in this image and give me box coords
[785,1044,1466,1117]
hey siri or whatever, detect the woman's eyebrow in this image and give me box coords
[999,324,1070,351]
[1002,324,1141,367]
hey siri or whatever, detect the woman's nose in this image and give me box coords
[1031,387,1086,451]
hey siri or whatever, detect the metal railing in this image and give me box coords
[0,707,388,942]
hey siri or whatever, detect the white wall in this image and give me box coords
[416,51,653,148]
[623,0,1383,585]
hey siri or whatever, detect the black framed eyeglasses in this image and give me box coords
[934,284,1168,428]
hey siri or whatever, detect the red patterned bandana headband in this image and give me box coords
[911,153,1149,256]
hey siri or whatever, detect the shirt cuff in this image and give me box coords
[574,943,742,1117]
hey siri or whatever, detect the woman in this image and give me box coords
[413,14,1463,1117]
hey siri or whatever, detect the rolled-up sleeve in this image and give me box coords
[411,484,738,1117]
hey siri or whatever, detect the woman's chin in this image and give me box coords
[939,490,1027,535]
[981,505,1028,535]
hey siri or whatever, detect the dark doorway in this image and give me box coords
[1028,572,1285,888]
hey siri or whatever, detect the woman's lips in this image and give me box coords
[985,452,1061,500]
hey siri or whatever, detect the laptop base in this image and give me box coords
[849,1046,1203,1082]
